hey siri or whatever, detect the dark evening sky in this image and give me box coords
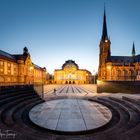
[0,0,140,74]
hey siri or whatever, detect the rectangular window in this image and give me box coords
[7,63,11,75]
[0,61,4,74]
[13,65,17,75]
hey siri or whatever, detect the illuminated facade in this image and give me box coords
[0,47,46,85]
[98,9,140,81]
[54,60,92,84]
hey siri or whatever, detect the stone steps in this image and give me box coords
[88,97,140,140]
[0,85,140,140]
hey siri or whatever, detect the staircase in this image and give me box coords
[0,85,140,140]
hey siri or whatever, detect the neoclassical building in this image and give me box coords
[98,9,140,81]
[0,47,46,85]
[54,60,92,84]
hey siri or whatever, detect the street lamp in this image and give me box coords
[107,65,111,70]
[86,73,88,84]
[41,67,46,99]
[29,66,34,85]
[30,66,33,70]
[41,68,44,99]
[93,70,96,84]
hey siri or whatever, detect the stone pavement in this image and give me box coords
[43,84,97,99]
[29,99,112,132]
[42,84,140,100]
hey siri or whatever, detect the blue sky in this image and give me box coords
[0,0,140,74]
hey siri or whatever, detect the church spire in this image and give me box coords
[132,42,136,57]
[101,7,108,41]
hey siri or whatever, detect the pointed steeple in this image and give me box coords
[101,7,108,41]
[132,42,136,57]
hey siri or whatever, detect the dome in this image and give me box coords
[62,60,79,70]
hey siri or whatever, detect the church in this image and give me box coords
[98,9,140,81]
[54,60,92,84]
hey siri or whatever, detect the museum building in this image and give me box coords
[98,9,140,81]
[54,60,92,84]
[0,47,46,85]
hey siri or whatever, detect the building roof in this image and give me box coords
[109,56,134,63]
[135,55,140,62]
[0,50,16,62]
[108,55,140,65]
[13,54,28,61]
[62,60,79,70]
[0,49,29,62]
[33,63,45,70]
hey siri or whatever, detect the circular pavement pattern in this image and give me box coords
[29,99,112,132]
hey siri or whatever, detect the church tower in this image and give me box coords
[98,8,111,80]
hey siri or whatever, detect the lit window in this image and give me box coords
[8,63,11,67]
[0,61,4,66]
[0,61,4,74]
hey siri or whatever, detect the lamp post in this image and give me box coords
[93,70,96,84]
[86,73,88,84]
[41,67,46,99]
[41,68,44,99]
[29,66,33,85]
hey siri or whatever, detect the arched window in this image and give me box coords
[111,69,116,76]
[123,70,128,80]
[131,70,135,80]
[117,70,121,80]
[111,69,115,80]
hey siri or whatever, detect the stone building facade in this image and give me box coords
[0,47,46,85]
[54,60,92,84]
[98,9,140,81]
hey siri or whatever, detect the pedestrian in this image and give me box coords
[54,88,56,95]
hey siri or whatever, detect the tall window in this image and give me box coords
[117,70,121,80]
[0,61,4,74]
[7,63,11,75]
[130,70,136,79]
[111,69,116,80]
[13,65,17,75]
[123,70,128,80]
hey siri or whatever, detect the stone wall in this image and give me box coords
[97,80,140,94]
[33,84,44,97]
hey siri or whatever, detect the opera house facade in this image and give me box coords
[54,60,92,84]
